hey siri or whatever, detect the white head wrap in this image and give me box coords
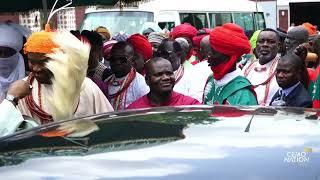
[0,23,26,93]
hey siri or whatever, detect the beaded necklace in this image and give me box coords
[174,66,184,85]
[26,74,53,124]
[244,57,279,105]
[26,74,79,124]
[106,68,136,110]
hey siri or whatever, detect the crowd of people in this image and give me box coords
[0,20,320,136]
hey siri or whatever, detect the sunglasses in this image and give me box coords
[110,56,133,64]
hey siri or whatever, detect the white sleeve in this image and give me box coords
[0,100,24,137]
[85,78,114,114]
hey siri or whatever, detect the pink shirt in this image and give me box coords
[127,91,201,109]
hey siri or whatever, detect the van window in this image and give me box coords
[158,22,175,31]
[233,13,255,31]
[179,13,208,29]
[209,13,232,28]
[81,11,154,35]
[254,12,266,30]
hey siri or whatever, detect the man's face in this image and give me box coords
[0,46,17,78]
[285,28,308,53]
[285,34,302,53]
[151,42,160,55]
[158,41,181,71]
[199,36,211,60]
[132,53,145,74]
[28,52,53,84]
[110,46,133,78]
[207,48,229,67]
[256,31,279,65]
[146,60,175,94]
[275,60,299,89]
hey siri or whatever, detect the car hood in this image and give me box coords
[0,106,319,179]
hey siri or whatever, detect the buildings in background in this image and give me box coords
[253,0,320,31]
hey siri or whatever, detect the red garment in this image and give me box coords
[192,28,211,50]
[171,23,197,40]
[127,34,153,61]
[127,91,201,109]
[209,23,251,80]
[308,68,318,82]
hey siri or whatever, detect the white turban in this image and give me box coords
[0,23,26,93]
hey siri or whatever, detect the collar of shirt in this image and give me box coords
[257,57,275,68]
[280,82,300,97]
[214,68,243,87]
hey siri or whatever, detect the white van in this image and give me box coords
[80,0,266,35]
[80,8,154,35]
[140,0,266,31]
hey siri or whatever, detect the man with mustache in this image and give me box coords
[17,24,114,124]
[243,28,280,106]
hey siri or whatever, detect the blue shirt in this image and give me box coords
[280,82,300,97]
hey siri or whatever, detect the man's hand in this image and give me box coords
[293,43,308,61]
[7,80,32,100]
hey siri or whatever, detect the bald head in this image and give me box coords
[285,26,309,53]
[145,57,175,94]
[200,35,211,59]
[145,57,172,76]
[276,53,304,88]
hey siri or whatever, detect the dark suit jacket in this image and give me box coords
[270,83,312,108]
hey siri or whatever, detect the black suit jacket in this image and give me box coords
[270,83,312,108]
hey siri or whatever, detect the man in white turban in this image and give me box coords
[0,23,25,93]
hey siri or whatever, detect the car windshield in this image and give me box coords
[80,11,154,35]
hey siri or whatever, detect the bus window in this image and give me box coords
[209,13,232,28]
[254,12,266,30]
[179,13,208,29]
[158,22,175,31]
[233,13,255,31]
[80,11,154,35]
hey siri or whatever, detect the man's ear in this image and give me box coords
[277,41,281,50]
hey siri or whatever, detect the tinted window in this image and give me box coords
[158,22,175,31]
[233,12,255,31]
[209,13,232,28]
[254,12,266,30]
[80,11,154,35]
[179,13,208,29]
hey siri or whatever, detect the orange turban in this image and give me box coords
[24,24,59,54]
[127,34,153,61]
[171,23,197,40]
[95,26,111,41]
[302,22,317,36]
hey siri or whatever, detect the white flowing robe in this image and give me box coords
[174,62,212,103]
[108,72,149,110]
[243,58,279,106]
[18,77,114,124]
